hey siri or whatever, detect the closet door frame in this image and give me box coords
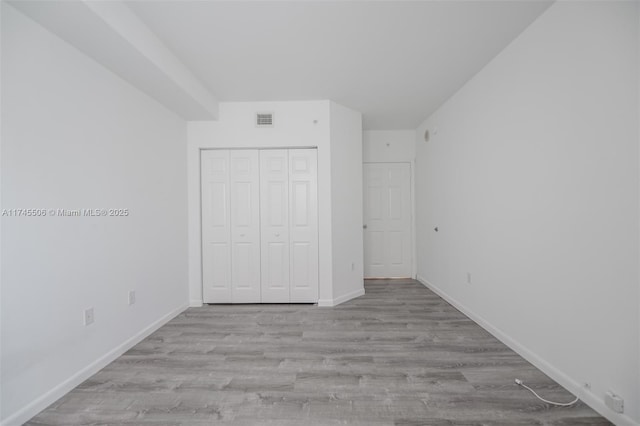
[200,147,319,304]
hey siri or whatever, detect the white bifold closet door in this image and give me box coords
[260,149,318,303]
[201,148,317,304]
[201,150,232,303]
[259,150,290,303]
[288,149,318,302]
[201,150,261,303]
[229,150,261,302]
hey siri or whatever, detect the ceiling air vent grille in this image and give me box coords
[256,112,274,127]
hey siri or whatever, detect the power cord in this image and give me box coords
[515,379,579,406]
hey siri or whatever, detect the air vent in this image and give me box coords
[256,112,274,127]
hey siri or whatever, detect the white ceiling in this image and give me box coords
[127,1,552,129]
[11,1,553,129]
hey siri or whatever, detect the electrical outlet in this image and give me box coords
[128,290,136,305]
[467,273,472,284]
[605,391,624,413]
[84,307,94,326]
[351,262,355,271]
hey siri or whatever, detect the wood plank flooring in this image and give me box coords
[28,280,610,425]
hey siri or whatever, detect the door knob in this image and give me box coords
[363,225,367,229]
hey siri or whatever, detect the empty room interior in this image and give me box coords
[1,0,639,425]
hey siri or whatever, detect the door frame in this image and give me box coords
[199,147,319,304]
[363,161,416,279]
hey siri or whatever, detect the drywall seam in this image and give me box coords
[415,275,639,426]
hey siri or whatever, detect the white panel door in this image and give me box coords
[363,163,412,278]
[260,150,290,303]
[201,150,232,303]
[288,149,318,302]
[230,150,261,303]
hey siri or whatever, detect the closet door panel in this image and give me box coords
[230,150,261,302]
[201,150,232,303]
[266,241,287,288]
[260,150,290,303]
[289,149,319,302]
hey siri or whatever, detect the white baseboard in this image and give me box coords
[189,299,203,307]
[1,303,189,426]
[318,287,365,307]
[415,275,638,426]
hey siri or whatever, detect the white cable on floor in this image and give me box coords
[515,379,579,406]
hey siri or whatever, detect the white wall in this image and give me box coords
[1,4,189,424]
[363,130,415,163]
[329,102,364,305]
[415,2,639,425]
[187,101,335,305]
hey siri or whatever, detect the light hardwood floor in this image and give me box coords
[28,280,610,425]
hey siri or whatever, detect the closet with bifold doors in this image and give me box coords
[201,148,319,304]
